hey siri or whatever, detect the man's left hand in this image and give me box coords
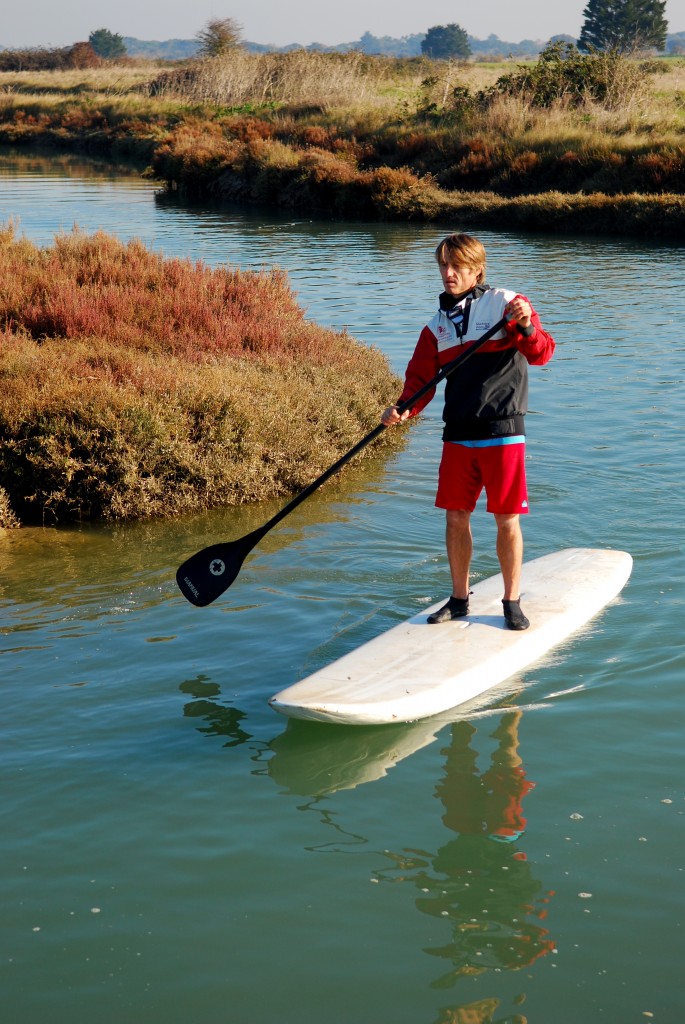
[505,298,532,328]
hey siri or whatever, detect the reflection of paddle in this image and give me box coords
[176,316,508,606]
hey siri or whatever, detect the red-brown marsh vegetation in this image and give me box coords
[0,227,403,526]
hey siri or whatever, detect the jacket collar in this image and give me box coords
[439,283,490,311]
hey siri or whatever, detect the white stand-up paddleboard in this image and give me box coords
[269,548,632,726]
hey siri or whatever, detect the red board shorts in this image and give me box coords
[435,439,528,514]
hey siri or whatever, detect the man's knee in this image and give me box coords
[494,513,520,533]
[446,509,472,533]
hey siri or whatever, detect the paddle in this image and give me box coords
[176,316,509,606]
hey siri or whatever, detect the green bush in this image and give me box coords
[487,41,663,110]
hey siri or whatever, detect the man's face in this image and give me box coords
[438,257,482,297]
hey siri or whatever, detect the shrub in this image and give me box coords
[367,165,440,218]
[152,120,239,190]
[0,228,404,524]
[0,43,101,72]
[488,41,662,111]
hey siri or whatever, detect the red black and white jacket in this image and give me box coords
[398,285,555,442]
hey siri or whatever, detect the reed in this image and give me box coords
[0,228,403,525]
[147,50,413,109]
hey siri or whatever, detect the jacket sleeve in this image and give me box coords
[397,326,441,417]
[505,294,555,366]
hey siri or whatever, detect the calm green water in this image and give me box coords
[1,152,684,1024]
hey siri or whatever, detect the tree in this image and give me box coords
[579,0,668,53]
[195,18,243,57]
[421,24,471,60]
[357,31,423,57]
[490,41,656,110]
[88,28,127,59]
[548,34,578,46]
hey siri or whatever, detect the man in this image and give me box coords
[381,233,555,630]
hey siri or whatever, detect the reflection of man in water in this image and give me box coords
[380,711,555,996]
[439,711,532,842]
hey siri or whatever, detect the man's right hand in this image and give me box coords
[381,405,411,426]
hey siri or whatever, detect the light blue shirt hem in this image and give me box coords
[449,436,526,449]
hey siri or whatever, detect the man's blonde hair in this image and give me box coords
[435,233,486,284]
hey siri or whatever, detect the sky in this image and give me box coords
[3,0,684,50]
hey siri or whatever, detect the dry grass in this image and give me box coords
[146,50,423,110]
[0,63,166,96]
[0,227,403,525]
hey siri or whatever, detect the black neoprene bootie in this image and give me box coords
[502,599,530,631]
[427,595,469,624]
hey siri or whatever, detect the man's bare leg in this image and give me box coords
[427,509,472,623]
[494,513,522,600]
[494,513,529,629]
[446,508,473,599]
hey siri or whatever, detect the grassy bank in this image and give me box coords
[0,50,684,236]
[0,227,403,526]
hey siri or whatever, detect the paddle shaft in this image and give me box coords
[227,316,510,540]
[176,315,509,605]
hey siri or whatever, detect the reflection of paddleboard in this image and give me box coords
[270,548,632,726]
[268,719,445,796]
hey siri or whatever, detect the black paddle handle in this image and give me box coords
[259,316,509,536]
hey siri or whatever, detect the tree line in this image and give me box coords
[0,28,126,71]
[156,3,674,60]
[187,2,672,62]
[0,2,673,72]
[423,0,669,59]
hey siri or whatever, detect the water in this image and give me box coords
[1,151,684,1024]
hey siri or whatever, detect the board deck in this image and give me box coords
[269,548,632,726]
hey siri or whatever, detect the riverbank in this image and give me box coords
[0,49,684,237]
[0,227,403,526]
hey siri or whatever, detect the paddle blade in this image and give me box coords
[176,529,263,606]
